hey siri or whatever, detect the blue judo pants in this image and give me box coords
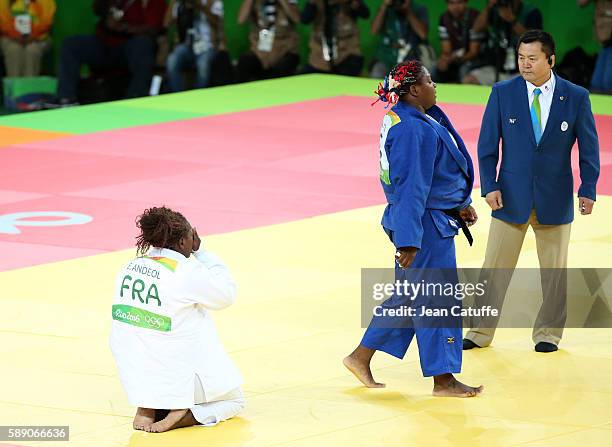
[361,211,462,377]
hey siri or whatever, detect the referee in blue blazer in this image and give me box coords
[464,30,600,353]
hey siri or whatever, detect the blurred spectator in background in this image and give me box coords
[370,0,434,79]
[235,0,300,83]
[0,0,56,77]
[463,0,542,85]
[434,0,482,83]
[165,0,223,92]
[579,0,612,93]
[301,0,370,76]
[54,0,166,106]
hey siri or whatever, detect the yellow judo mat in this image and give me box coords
[1,190,612,447]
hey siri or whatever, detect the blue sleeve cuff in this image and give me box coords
[481,181,500,197]
[460,196,473,209]
[578,184,596,201]
[392,235,422,250]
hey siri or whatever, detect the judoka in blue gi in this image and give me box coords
[343,60,484,397]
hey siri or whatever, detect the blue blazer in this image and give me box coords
[380,102,474,249]
[478,74,600,225]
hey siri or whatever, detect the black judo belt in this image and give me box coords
[443,209,473,246]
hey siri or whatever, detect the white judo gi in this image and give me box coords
[110,247,244,426]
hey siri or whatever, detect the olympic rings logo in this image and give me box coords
[144,315,164,328]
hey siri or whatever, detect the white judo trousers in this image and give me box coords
[110,246,244,426]
[192,385,245,426]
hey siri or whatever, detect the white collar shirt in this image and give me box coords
[526,72,556,132]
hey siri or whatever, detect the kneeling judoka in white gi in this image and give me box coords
[110,206,244,433]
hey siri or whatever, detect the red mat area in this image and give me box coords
[0,96,609,271]
[0,147,202,194]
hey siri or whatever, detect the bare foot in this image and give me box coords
[145,409,189,433]
[170,410,200,430]
[432,374,483,398]
[343,355,385,388]
[133,407,155,431]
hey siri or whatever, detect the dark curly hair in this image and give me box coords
[135,206,191,257]
[373,60,426,107]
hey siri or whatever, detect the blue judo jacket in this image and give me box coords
[379,102,475,249]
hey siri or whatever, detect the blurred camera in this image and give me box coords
[497,0,511,7]
[178,0,197,8]
[391,0,404,9]
[176,0,197,43]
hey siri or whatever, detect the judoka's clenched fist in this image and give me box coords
[459,205,478,227]
[395,246,418,269]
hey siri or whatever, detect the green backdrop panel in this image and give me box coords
[50,0,602,71]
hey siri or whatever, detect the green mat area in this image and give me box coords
[0,102,203,134]
[0,74,609,134]
[119,75,353,114]
[120,75,495,113]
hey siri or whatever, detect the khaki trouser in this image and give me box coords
[1,37,51,77]
[465,210,571,346]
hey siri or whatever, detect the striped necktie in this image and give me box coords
[530,87,542,144]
